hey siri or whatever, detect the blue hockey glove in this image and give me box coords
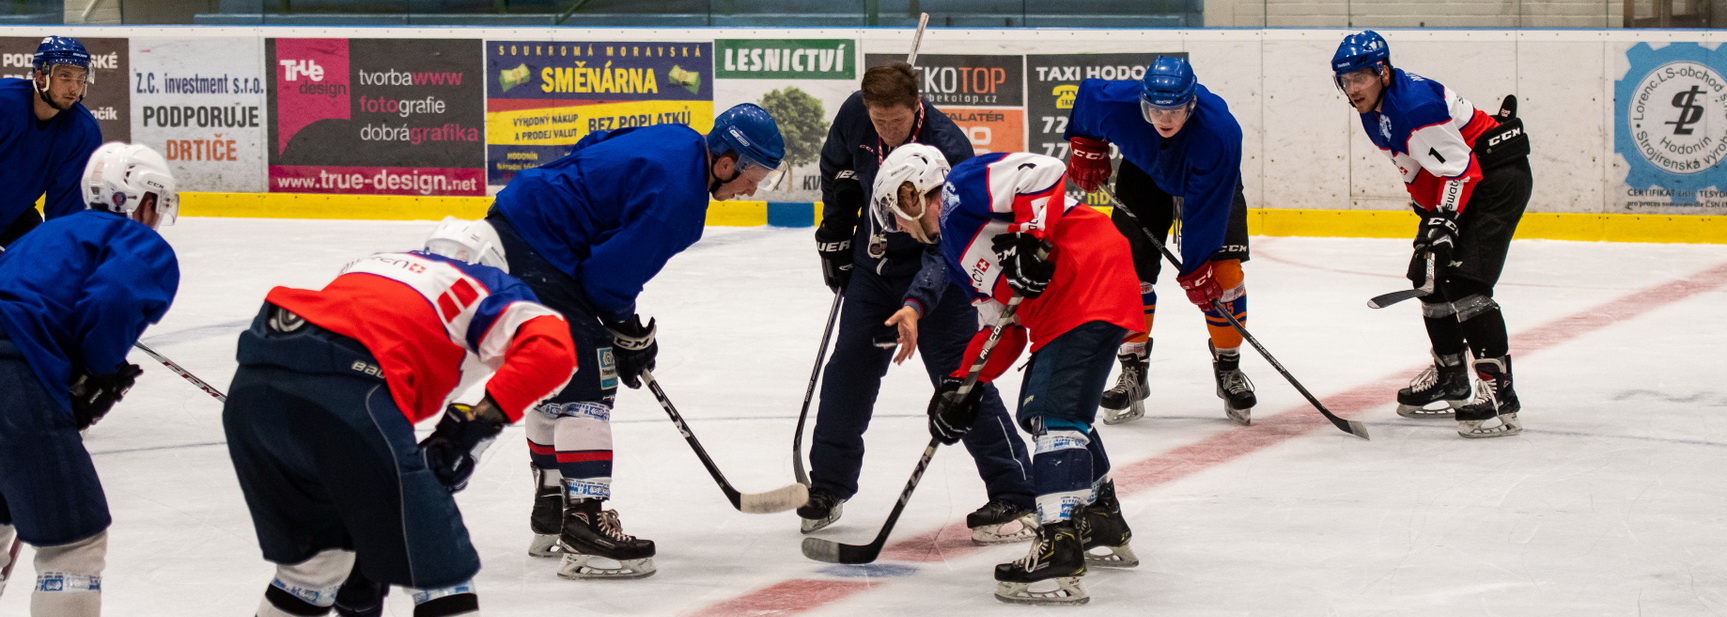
[420,398,506,493]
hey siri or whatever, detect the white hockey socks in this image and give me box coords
[31,530,106,617]
[257,548,355,617]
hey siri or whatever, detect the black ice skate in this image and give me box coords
[1100,342,1151,425]
[528,471,564,557]
[1396,351,1472,418]
[1076,480,1138,568]
[1211,342,1256,425]
[797,488,845,534]
[993,521,1088,605]
[1455,355,1521,439]
[557,499,656,579]
[967,498,1038,545]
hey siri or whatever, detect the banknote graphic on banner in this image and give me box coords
[486,40,714,185]
[1028,52,1166,206]
[1,36,130,142]
[1615,42,1727,212]
[131,37,266,192]
[717,39,857,201]
[268,38,485,196]
[865,53,1024,155]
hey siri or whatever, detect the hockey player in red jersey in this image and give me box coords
[874,145,1143,605]
[222,218,576,617]
[1332,30,1533,438]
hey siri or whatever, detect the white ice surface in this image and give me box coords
[3,218,1726,616]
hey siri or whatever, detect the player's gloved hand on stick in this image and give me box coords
[815,225,853,293]
[420,397,507,493]
[1176,260,1223,309]
[1408,210,1459,287]
[1066,136,1112,192]
[70,362,143,430]
[927,376,985,445]
[992,232,1054,299]
[607,314,658,389]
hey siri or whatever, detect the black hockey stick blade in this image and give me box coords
[1367,287,1428,309]
[802,440,941,564]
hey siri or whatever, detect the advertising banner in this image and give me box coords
[1614,42,1727,213]
[267,38,485,196]
[1,36,130,142]
[716,38,858,201]
[131,37,267,192]
[867,53,1025,156]
[486,40,713,186]
[1027,52,1166,205]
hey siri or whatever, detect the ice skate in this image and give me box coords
[797,488,845,534]
[993,520,1089,605]
[1397,351,1471,418]
[1076,480,1138,568]
[528,479,564,557]
[967,498,1038,545]
[1100,342,1150,425]
[1456,356,1521,439]
[1211,342,1256,425]
[557,500,656,579]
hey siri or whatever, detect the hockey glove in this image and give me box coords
[927,377,985,445]
[1067,136,1113,192]
[69,363,143,430]
[992,232,1055,299]
[420,398,507,493]
[607,314,658,389]
[815,225,854,293]
[1409,210,1459,287]
[1177,260,1224,309]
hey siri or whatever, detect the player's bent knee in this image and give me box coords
[411,581,478,617]
[1451,294,1500,321]
[1420,298,1457,318]
[258,549,355,616]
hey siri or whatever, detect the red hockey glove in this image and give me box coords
[1067,136,1112,192]
[1177,261,1223,309]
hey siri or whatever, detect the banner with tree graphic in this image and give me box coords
[714,38,859,203]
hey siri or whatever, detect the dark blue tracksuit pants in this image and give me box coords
[809,266,1035,508]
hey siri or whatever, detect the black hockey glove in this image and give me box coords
[69,363,143,430]
[927,377,985,445]
[992,232,1054,299]
[420,398,507,493]
[607,314,658,389]
[815,225,854,293]
[1409,210,1458,288]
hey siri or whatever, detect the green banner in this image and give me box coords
[716,39,854,80]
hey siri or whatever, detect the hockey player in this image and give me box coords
[876,145,1142,605]
[803,61,1036,541]
[1064,56,1258,425]
[487,103,784,579]
[0,142,179,616]
[0,36,102,249]
[1332,31,1532,438]
[223,217,576,617]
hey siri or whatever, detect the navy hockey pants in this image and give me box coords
[0,334,110,547]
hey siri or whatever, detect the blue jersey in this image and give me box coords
[0,79,102,230]
[0,210,179,414]
[1065,80,1243,274]
[491,124,709,323]
[1357,69,1496,213]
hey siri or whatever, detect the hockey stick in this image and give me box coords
[1367,253,1434,309]
[793,291,844,486]
[907,12,930,66]
[134,341,227,402]
[641,370,809,514]
[802,296,1024,564]
[1097,185,1369,440]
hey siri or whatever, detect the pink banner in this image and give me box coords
[273,38,351,155]
[269,165,484,196]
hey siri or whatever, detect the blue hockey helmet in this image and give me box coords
[33,36,91,73]
[1332,30,1390,77]
[1140,56,1197,110]
[708,103,785,171]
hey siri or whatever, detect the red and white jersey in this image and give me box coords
[1361,69,1500,213]
[265,251,575,424]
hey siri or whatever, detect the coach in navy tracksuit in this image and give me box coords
[802,62,1035,540]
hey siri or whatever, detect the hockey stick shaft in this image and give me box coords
[906,12,929,66]
[793,291,844,486]
[1097,185,1368,440]
[802,297,1023,564]
[642,370,808,514]
[134,341,227,402]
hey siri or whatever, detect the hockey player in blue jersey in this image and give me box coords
[1064,56,1258,425]
[801,62,1037,542]
[0,36,102,249]
[0,142,179,616]
[486,103,785,580]
[1332,31,1533,438]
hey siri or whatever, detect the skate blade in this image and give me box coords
[557,553,656,579]
[800,503,842,534]
[1225,404,1251,426]
[529,533,563,558]
[1101,400,1145,425]
[1397,398,1467,419]
[971,514,1039,545]
[1084,543,1140,568]
[1458,412,1522,439]
[994,577,1090,605]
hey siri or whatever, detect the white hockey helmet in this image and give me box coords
[83,142,178,229]
[870,143,950,243]
[424,217,508,273]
